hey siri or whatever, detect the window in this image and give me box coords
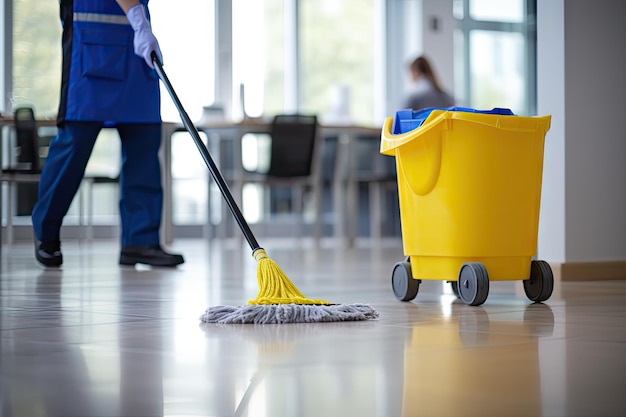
[151,1,215,122]
[232,0,378,125]
[12,0,61,117]
[232,0,285,119]
[454,0,536,115]
[299,0,376,125]
[230,0,380,228]
[469,0,525,23]
[151,1,215,227]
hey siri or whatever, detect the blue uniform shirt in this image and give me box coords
[58,0,161,125]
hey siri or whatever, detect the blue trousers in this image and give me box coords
[32,122,163,247]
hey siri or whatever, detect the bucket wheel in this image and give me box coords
[392,258,420,301]
[523,260,554,302]
[457,262,490,306]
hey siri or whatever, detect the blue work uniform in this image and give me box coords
[32,0,164,247]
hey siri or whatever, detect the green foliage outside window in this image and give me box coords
[12,0,62,118]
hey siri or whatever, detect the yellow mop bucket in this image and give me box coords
[381,107,553,306]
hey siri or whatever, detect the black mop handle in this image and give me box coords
[152,52,261,253]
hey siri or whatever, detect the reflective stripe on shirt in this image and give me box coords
[73,12,129,25]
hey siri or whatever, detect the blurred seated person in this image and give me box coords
[402,55,454,111]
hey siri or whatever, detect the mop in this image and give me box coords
[152,53,379,324]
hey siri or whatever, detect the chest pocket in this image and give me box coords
[80,29,129,81]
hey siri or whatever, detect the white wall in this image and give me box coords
[384,0,423,116]
[537,0,626,263]
[537,0,566,262]
[564,0,626,261]
[420,0,455,94]
[389,0,454,112]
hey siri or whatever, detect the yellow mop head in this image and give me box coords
[249,249,330,305]
[200,249,379,324]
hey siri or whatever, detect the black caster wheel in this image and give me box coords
[457,262,489,306]
[449,281,460,298]
[392,260,420,301]
[523,260,554,303]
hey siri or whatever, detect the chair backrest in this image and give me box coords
[266,114,318,178]
[355,134,397,179]
[13,106,40,171]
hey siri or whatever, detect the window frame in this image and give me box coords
[455,0,537,115]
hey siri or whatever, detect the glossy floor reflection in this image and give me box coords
[1,238,626,417]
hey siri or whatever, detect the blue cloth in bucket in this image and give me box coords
[392,106,515,135]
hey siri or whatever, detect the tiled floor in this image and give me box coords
[1,237,625,417]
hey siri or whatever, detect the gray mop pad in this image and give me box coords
[200,303,379,324]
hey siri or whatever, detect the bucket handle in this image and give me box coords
[382,116,444,196]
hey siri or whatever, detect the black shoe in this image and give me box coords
[35,239,63,267]
[119,245,185,267]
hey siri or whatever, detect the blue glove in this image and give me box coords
[126,4,162,69]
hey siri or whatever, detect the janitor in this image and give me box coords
[32,0,184,267]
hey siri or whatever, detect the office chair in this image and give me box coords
[1,106,46,243]
[242,114,321,238]
[79,128,121,240]
[351,134,399,239]
[79,173,119,239]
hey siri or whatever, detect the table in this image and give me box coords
[160,119,270,245]
[2,117,384,248]
[161,119,382,247]
[321,124,385,247]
